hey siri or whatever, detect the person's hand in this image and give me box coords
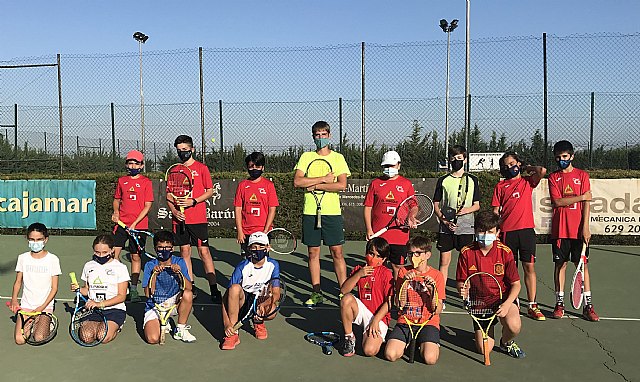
[496,303,509,318]
[225,324,238,337]
[8,299,20,313]
[583,227,592,245]
[582,190,592,202]
[173,210,186,222]
[153,265,164,273]
[444,219,458,232]
[170,263,181,273]
[408,215,418,229]
[322,172,336,184]
[111,212,119,223]
[129,222,137,231]
[85,300,103,310]
[236,231,245,244]
[70,282,79,292]
[366,320,382,338]
[359,265,374,277]
[365,229,374,241]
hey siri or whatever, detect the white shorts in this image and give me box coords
[353,296,389,342]
[143,295,180,328]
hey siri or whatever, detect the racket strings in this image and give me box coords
[167,172,191,196]
[152,271,184,305]
[308,333,340,345]
[396,195,434,225]
[73,309,106,345]
[268,230,296,253]
[399,280,431,323]
[466,275,502,315]
[29,314,54,343]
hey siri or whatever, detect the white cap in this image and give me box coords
[247,231,269,246]
[381,150,401,166]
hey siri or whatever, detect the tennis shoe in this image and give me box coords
[552,303,564,319]
[341,335,356,357]
[304,292,324,308]
[221,334,240,350]
[254,322,268,340]
[527,304,546,321]
[500,340,526,359]
[173,325,196,342]
[582,305,600,322]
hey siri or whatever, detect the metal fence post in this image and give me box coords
[219,99,223,152]
[361,41,366,173]
[543,32,549,167]
[589,92,595,168]
[111,102,116,170]
[199,47,206,164]
[13,103,17,153]
[57,53,63,174]
[339,97,343,152]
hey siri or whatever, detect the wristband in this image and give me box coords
[192,198,197,206]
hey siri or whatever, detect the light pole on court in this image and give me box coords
[440,19,458,160]
[133,31,149,161]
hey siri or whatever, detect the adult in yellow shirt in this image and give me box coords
[293,121,351,307]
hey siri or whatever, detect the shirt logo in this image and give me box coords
[92,277,104,285]
[563,184,574,195]
[249,194,258,201]
[380,182,387,187]
[573,178,581,185]
[396,186,405,193]
[129,187,135,192]
[259,188,266,194]
[385,191,395,200]
[511,191,520,199]
[469,265,477,271]
[494,263,504,276]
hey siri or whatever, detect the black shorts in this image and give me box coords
[239,234,250,256]
[173,223,209,247]
[112,224,147,254]
[388,323,440,345]
[103,308,127,327]
[436,233,474,253]
[552,238,589,264]
[302,215,345,247]
[389,244,408,266]
[500,228,536,264]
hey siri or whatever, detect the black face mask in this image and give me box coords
[93,254,112,265]
[450,159,464,172]
[177,150,193,162]
[248,169,263,179]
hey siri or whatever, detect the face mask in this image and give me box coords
[126,168,142,176]
[383,167,399,178]
[556,159,571,170]
[177,150,193,162]
[476,233,497,247]
[247,249,268,262]
[365,254,384,268]
[248,169,263,179]
[450,159,464,172]
[156,249,172,262]
[503,165,520,179]
[93,254,112,265]
[410,255,424,269]
[314,138,330,150]
[28,240,45,253]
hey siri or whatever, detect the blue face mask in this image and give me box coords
[126,167,142,176]
[476,233,497,247]
[28,240,45,253]
[314,138,330,150]
[93,254,112,265]
[156,249,172,261]
[557,159,571,170]
[247,249,268,262]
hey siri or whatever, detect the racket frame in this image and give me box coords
[398,276,438,363]
[149,267,186,345]
[165,163,194,234]
[69,272,108,347]
[570,243,588,309]
[117,220,155,259]
[232,277,286,332]
[304,331,341,355]
[304,158,333,229]
[266,228,297,255]
[15,309,59,346]
[452,173,469,225]
[370,193,434,239]
[463,271,503,366]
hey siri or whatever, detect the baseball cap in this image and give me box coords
[381,150,401,166]
[125,150,144,163]
[247,231,269,246]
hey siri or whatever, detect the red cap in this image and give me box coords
[125,150,144,162]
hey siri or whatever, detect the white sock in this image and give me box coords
[344,332,354,338]
[584,291,592,306]
[176,324,185,330]
[556,291,564,304]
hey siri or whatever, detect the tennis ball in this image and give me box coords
[211,137,215,143]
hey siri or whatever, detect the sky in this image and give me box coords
[1,0,639,58]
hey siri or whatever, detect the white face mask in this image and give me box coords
[476,233,497,247]
[383,167,399,177]
[29,240,45,253]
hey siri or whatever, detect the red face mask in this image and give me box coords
[365,254,384,268]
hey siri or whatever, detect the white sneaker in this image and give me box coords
[174,325,196,342]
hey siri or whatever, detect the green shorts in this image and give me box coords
[302,214,345,247]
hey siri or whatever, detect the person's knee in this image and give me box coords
[340,293,355,308]
[423,350,439,365]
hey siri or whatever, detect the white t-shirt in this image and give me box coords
[81,259,130,311]
[15,251,62,310]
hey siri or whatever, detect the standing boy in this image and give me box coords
[492,151,547,320]
[111,150,153,301]
[167,135,222,303]
[548,140,599,321]
[293,121,350,307]
[234,152,279,255]
[433,145,480,304]
[364,150,415,279]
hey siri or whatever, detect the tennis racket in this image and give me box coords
[570,243,588,310]
[166,163,194,234]
[305,158,333,229]
[370,194,434,239]
[304,331,341,355]
[6,301,58,346]
[149,267,186,345]
[452,174,469,224]
[463,271,503,366]
[233,277,286,332]
[117,220,155,259]
[69,272,108,347]
[397,275,438,363]
[267,228,297,255]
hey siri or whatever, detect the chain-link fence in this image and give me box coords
[0,33,638,174]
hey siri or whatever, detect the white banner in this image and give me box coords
[532,178,640,235]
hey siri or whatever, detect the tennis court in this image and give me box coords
[1,235,637,381]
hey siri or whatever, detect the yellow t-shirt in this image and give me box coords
[294,151,351,216]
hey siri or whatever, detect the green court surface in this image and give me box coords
[0,235,638,382]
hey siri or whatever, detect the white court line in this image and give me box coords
[2,296,638,321]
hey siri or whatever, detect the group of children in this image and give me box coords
[9,122,598,364]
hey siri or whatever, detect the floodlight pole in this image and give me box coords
[133,32,148,161]
[464,0,471,153]
[440,19,458,159]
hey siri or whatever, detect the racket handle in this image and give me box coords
[232,320,243,331]
[316,210,322,229]
[69,272,78,285]
[483,338,491,366]
[117,220,127,229]
[408,339,416,363]
[322,345,332,355]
